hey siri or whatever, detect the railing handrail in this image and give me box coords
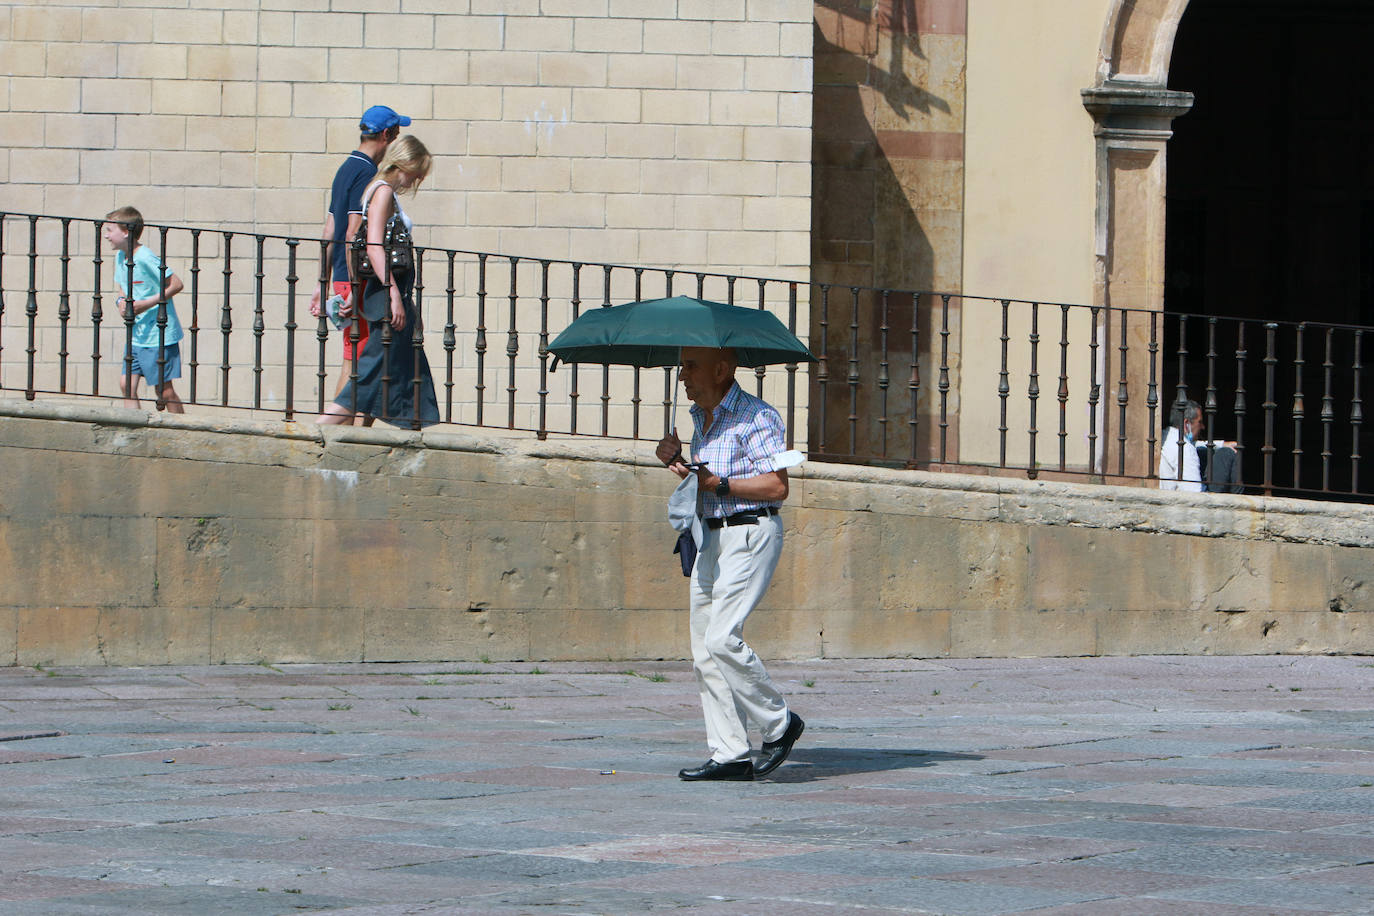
[5,208,1374,503]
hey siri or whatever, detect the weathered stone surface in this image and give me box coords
[210,606,364,664]
[951,607,1098,657]
[157,517,314,610]
[526,607,686,661]
[0,517,157,607]
[363,607,528,662]
[311,518,469,611]
[880,516,1029,612]
[0,608,17,665]
[98,606,214,666]
[818,606,952,657]
[17,606,105,667]
[3,399,1374,664]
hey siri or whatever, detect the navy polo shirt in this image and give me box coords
[328,151,377,282]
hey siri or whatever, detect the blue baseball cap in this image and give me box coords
[359,105,411,134]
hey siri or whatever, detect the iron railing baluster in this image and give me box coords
[1147,310,1159,473]
[1234,322,1247,488]
[0,212,7,382]
[252,233,265,410]
[125,226,138,406]
[755,279,767,398]
[938,294,951,464]
[1352,329,1364,493]
[1116,308,1129,476]
[1204,317,1218,489]
[220,232,233,408]
[537,260,551,440]
[444,250,457,423]
[818,283,830,455]
[1174,314,1188,485]
[506,256,520,429]
[1262,323,1278,496]
[908,292,921,467]
[878,288,890,459]
[786,281,798,450]
[189,229,201,404]
[631,268,643,440]
[315,241,330,416]
[1292,323,1305,490]
[1058,304,1070,469]
[1088,306,1100,475]
[475,252,488,425]
[24,215,39,401]
[848,286,860,458]
[568,262,581,435]
[285,238,298,421]
[998,299,1009,467]
[1027,302,1040,478]
[1321,327,1334,493]
[412,250,426,430]
[57,218,71,393]
[601,265,612,436]
[662,270,674,437]
[91,220,104,397]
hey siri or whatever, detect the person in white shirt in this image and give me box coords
[1159,399,1242,492]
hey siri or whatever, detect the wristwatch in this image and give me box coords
[715,477,731,497]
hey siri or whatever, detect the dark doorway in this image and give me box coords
[1165,0,1374,496]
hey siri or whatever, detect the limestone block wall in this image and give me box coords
[0,1,814,426]
[2,397,1370,666]
[1,1,813,268]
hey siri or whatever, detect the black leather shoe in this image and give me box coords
[678,759,754,781]
[755,712,804,777]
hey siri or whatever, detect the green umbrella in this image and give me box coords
[548,295,815,369]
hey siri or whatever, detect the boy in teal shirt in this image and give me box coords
[104,206,186,413]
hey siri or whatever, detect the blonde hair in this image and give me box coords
[377,135,433,194]
[106,206,144,241]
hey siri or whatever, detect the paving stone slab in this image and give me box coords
[1,656,1372,914]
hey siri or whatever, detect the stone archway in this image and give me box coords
[1097,0,1190,85]
[1080,0,1193,478]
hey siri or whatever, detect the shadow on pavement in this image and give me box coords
[767,747,983,782]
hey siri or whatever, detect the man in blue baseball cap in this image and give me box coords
[359,105,411,134]
[309,104,413,421]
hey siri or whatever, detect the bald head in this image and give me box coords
[679,347,737,410]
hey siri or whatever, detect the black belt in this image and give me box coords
[705,507,780,529]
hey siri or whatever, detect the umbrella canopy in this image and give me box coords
[548,295,816,369]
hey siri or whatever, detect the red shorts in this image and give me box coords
[335,281,370,361]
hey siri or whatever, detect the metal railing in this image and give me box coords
[3,210,1371,502]
[0,211,805,447]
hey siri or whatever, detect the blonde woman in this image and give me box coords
[318,135,439,428]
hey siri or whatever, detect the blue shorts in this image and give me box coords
[126,343,182,384]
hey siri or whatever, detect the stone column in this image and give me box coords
[1081,83,1193,479]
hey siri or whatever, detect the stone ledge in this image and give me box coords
[5,395,1372,547]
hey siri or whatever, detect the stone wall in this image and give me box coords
[3,398,1371,666]
[0,1,815,424]
[1,1,813,271]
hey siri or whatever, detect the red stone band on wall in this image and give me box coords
[875,130,964,160]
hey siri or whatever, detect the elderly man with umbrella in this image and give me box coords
[654,344,805,781]
[550,295,811,780]
[551,295,812,780]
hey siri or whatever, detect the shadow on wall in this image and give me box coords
[811,0,957,464]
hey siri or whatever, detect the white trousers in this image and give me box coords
[689,513,789,763]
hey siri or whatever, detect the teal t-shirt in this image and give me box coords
[114,245,184,348]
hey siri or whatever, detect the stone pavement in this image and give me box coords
[1,655,1373,915]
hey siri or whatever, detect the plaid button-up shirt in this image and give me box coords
[690,381,787,519]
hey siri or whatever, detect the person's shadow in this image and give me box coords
[767,747,982,783]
